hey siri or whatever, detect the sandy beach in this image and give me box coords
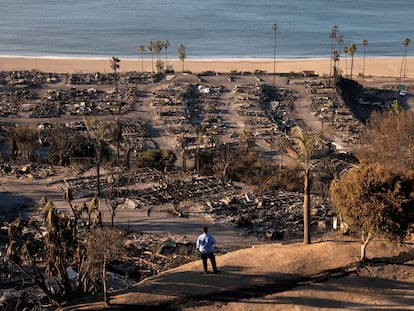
[0,56,413,78]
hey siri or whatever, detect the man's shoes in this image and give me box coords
[204,271,211,275]
[213,270,220,274]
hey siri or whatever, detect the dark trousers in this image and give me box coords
[200,252,218,273]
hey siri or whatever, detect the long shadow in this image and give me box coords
[0,191,35,223]
[65,249,414,310]
[149,251,414,310]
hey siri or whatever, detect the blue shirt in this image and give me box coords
[196,232,216,254]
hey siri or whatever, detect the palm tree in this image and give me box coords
[329,25,338,86]
[154,40,163,73]
[343,45,349,78]
[335,34,344,74]
[272,22,278,87]
[400,38,411,83]
[147,41,154,74]
[346,43,357,79]
[290,126,317,244]
[361,39,368,80]
[178,44,186,72]
[109,56,121,103]
[137,45,145,73]
[332,50,340,82]
[163,39,170,70]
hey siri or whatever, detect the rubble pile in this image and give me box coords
[30,86,136,118]
[0,162,56,179]
[231,83,297,149]
[205,191,332,240]
[152,83,203,134]
[121,120,156,151]
[0,70,59,86]
[0,71,141,120]
[0,88,38,117]
[127,176,238,207]
[300,78,366,144]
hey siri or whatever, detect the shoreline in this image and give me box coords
[0,56,413,78]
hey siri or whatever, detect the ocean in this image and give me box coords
[0,0,412,59]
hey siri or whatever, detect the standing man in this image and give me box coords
[196,226,220,274]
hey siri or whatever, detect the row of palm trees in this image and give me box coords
[136,40,187,74]
[137,40,170,74]
[328,26,413,83]
[272,23,367,85]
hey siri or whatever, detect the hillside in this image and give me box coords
[64,238,414,310]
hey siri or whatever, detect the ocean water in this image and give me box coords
[0,0,412,59]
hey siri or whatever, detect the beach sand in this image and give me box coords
[0,56,413,78]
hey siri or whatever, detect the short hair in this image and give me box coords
[203,226,208,233]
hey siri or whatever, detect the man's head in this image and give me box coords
[203,226,208,233]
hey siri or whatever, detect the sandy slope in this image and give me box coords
[63,239,414,310]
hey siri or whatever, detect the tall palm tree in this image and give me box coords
[272,22,278,87]
[137,45,145,73]
[163,39,170,70]
[346,43,357,79]
[290,126,317,245]
[109,56,121,102]
[147,41,154,75]
[329,25,338,86]
[178,44,186,72]
[154,40,163,73]
[335,34,344,74]
[332,50,340,82]
[400,38,411,83]
[343,45,349,78]
[361,39,368,80]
